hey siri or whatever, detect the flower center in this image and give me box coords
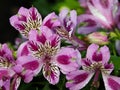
[0,56,12,68]
[84,62,109,74]
[21,17,42,37]
[31,42,59,59]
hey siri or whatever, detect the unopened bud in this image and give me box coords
[87,32,109,45]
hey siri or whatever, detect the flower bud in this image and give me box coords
[87,32,109,45]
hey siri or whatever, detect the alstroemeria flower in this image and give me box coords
[0,44,15,90]
[10,7,42,38]
[18,26,81,85]
[66,44,120,90]
[54,9,87,50]
[55,9,77,39]
[86,0,118,29]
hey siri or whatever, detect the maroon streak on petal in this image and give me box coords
[23,61,39,70]
[18,15,27,22]
[99,0,109,8]
[82,59,92,66]
[92,52,102,62]
[30,8,37,20]
[73,73,88,84]
[21,45,29,56]
[44,19,53,29]
[84,19,96,27]
[57,55,70,65]
[108,78,120,90]
[15,24,25,30]
[37,34,46,44]
[28,41,39,51]
[51,36,59,47]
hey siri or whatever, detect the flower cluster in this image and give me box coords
[1,0,120,90]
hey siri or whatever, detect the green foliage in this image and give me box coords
[110,55,120,70]
[33,0,84,17]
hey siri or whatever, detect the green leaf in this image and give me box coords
[110,55,120,70]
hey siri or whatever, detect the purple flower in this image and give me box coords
[55,9,77,39]
[11,40,42,90]
[18,26,81,85]
[0,44,15,90]
[86,0,118,29]
[66,44,120,90]
[10,7,42,38]
[54,9,87,50]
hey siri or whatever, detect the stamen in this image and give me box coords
[0,56,11,68]
[21,16,42,37]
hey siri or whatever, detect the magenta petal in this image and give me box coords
[102,74,120,90]
[66,70,94,90]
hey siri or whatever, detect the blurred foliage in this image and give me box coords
[33,0,84,17]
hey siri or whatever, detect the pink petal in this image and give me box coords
[70,10,77,27]
[43,64,60,85]
[86,44,99,62]
[66,70,94,90]
[100,46,110,64]
[59,9,69,23]
[18,7,29,17]
[55,47,81,74]
[2,79,10,90]
[29,7,42,21]
[24,70,34,83]
[16,56,42,75]
[43,12,60,29]
[28,30,38,41]
[77,14,99,34]
[17,42,29,57]
[11,75,21,90]
[102,74,120,90]
[40,26,53,39]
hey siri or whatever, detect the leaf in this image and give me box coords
[110,55,120,70]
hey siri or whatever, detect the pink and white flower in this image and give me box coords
[0,44,15,90]
[17,26,81,85]
[66,44,120,90]
[10,7,42,38]
[85,0,118,29]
